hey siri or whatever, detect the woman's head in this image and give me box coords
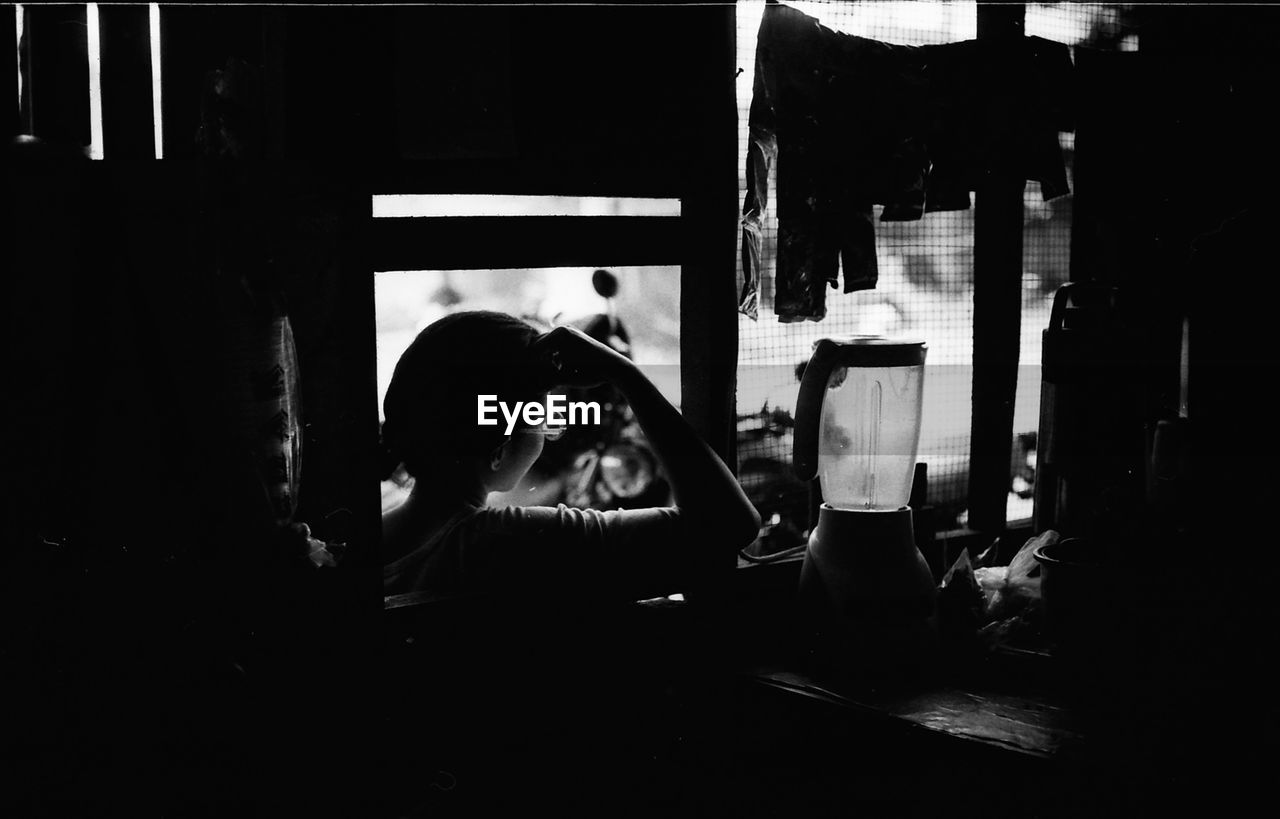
[381,311,553,489]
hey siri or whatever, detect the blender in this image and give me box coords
[793,336,937,677]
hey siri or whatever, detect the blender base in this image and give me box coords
[797,505,938,683]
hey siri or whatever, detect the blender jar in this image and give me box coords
[794,337,927,510]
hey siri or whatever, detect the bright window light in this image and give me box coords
[87,3,103,159]
[149,3,162,158]
[372,195,682,219]
[14,6,22,117]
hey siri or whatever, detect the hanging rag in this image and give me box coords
[740,3,1074,322]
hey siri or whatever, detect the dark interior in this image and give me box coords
[4,3,1277,817]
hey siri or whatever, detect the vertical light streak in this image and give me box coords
[87,3,103,159]
[14,5,22,119]
[149,3,162,158]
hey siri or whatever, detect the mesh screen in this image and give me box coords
[735,1,1135,532]
[736,1,979,533]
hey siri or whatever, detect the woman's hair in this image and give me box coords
[380,311,548,481]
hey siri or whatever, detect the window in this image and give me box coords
[371,195,682,515]
[736,1,980,549]
[734,1,1138,547]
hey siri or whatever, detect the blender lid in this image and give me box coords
[814,336,927,367]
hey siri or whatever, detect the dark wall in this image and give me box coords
[8,3,1272,814]
[4,5,734,816]
[1068,6,1280,807]
[2,2,734,588]
[2,157,379,817]
[154,5,730,194]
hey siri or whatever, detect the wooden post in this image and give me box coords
[966,4,1026,535]
[262,8,287,159]
[2,5,19,138]
[680,1,740,473]
[25,4,90,151]
[98,4,154,159]
[158,5,264,159]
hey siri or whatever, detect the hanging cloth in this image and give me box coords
[740,3,1074,322]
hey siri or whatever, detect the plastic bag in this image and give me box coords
[974,530,1057,622]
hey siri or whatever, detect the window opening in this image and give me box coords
[736,0,979,551]
[373,194,682,514]
[373,266,682,419]
[374,265,681,516]
[736,1,1137,543]
[372,193,682,518]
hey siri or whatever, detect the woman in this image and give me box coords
[381,311,760,600]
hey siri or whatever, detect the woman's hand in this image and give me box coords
[538,323,761,562]
[531,325,635,389]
